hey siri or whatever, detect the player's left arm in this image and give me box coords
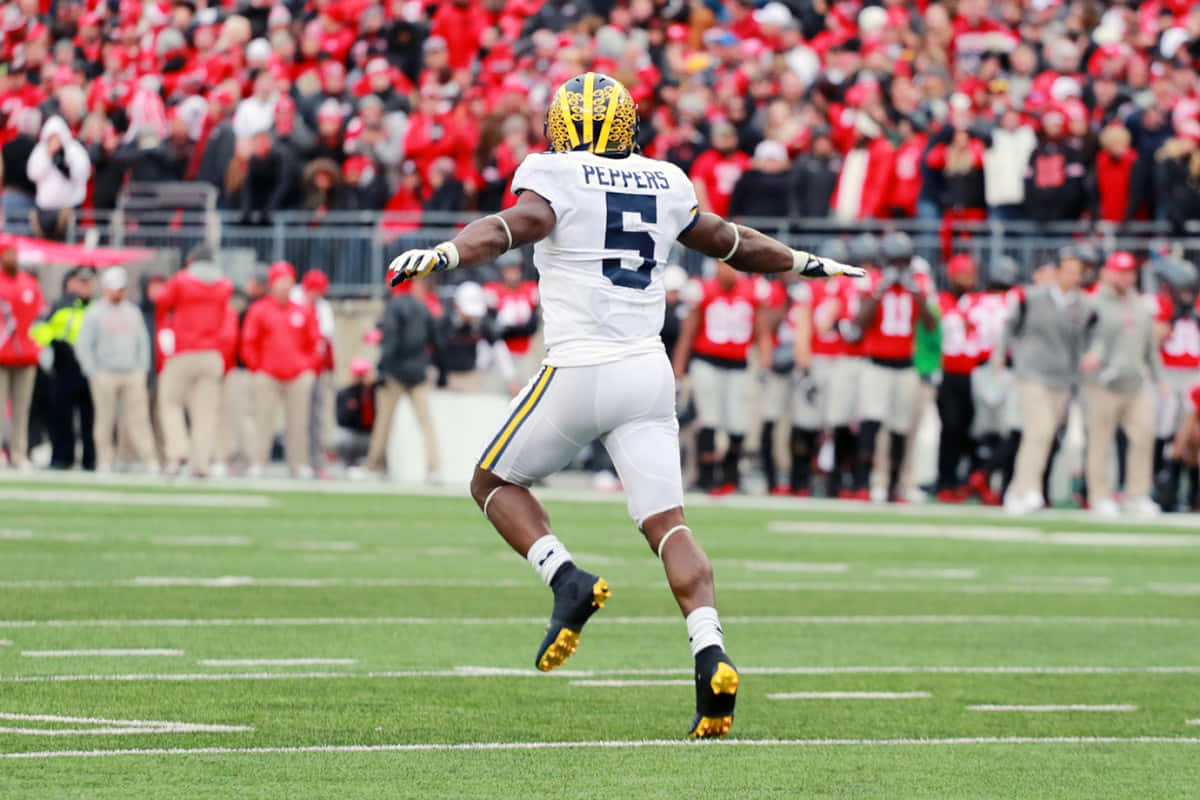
[678,212,864,279]
[389,191,556,285]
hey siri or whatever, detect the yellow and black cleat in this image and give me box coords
[688,650,739,738]
[535,567,611,672]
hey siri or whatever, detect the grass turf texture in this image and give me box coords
[0,479,1198,798]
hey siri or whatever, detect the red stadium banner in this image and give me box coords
[0,234,154,269]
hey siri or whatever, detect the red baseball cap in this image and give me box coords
[1105,251,1137,272]
[268,261,296,284]
[301,268,329,294]
[947,254,976,277]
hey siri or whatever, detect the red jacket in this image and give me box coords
[240,296,321,381]
[1096,149,1137,223]
[155,270,235,357]
[430,1,489,70]
[0,270,44,367]
[890,133,927,217]
[830,138,895,220]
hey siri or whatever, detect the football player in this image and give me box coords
[851,231,936,502]
[1149,258,1200,511]
[672,260,771,496]
[387,74,863,739]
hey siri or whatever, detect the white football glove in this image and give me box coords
[388,242,459,286]
[791,250,866,279]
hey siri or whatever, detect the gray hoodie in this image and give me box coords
[991,283,1091,388]
[75,298,151,377]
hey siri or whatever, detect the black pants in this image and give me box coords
[48,361,95,470]
[936,372,974,491]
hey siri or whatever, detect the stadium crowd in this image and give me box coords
[0,0,1199,235]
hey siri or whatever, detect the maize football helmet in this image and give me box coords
[545,72,638,158]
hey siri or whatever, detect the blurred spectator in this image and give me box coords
[240,261,320,478]
[984,109,1036,221]
[436,281,516,394]
[25,116,90,240]
[303,158,354,214]
[362,281,440,481]
[995,250,1090,514]
[75,267,158,474]
[1155,131,1200,235]
[292,269,336,475]
[889,118,927,219]
[240,131,291,225]
[215,267,269,473]
[1,108,42,225]
[334,357,377,468]
[483,251,540,383]
[690,120,750,218]
[1023,108,1088,223]
[30,266,96,470]
[0,244,43,470]
[729,140,793,222]
[1079,253,1161,516]
[831,114,894,222]
[424,156,467,214]
[1093,123,1141,224]
[926,106,988,255]
[790,127,839,218]
[156,245,236,478]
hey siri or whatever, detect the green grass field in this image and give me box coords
[1,477,1198,798]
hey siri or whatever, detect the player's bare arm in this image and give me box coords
[389,191,557,285]
[678,212,864,279]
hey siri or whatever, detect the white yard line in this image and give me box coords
[1186,720,1199,725]
[968,705,1137,712]
[1148,583,1200,595]
[274,541,359,552]
[767,692,932,700]
[736,561,849,574]
[569,680,693,687]
[768,520,1200,547]
[4,665,1200,684]
[0,529,33,539]
[20,650,183,658]
[0,576,1140,596]
[3,736,1199,759]
[0,713,252,736]
[197,659,357,667]
[1,614,1194,630]
[875,568,980,580]
[0,640,10,646]
[0,489,274,508]
[1009,576,1112,586]
[148,536,251,547]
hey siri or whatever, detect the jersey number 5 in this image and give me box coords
[603,192,656,290]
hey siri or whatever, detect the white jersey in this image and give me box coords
[511,150,699,367]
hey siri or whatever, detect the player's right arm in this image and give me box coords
[389,190,556,286]
[678,212,864,280]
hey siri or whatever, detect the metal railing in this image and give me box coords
[5,205,1199,297]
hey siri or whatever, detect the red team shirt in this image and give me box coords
[938,290,1012,374]
[692,277,762,364]
[483,281,539,356]
[689,150,752,219]
[1145,293,1200,371]
[790,278,856,358]
[860,272,933,361]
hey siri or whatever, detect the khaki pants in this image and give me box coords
[1008,380,1071,500]
[158,351,224,472]
[215,368,255,467]
[252,371,315,473]
[90,370,157,470]
[364,377,440,476]
[1084,384,1155,502]
[0,364,36,466]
